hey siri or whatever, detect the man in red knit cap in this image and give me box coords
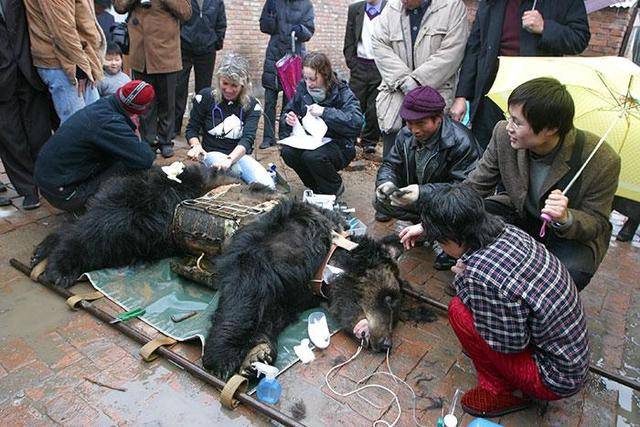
[35,80,156,212]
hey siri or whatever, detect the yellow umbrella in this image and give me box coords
[488,56,640,204]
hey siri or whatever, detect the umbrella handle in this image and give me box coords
[539,213,552,237]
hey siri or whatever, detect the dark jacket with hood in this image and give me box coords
[180,0,226,55]
[456,0,590,121]
[376,116,481,190]
[280,79,363,157]
[260,0,314,91]
[35,96,155,194]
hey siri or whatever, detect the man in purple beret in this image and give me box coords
[374,85,481,270]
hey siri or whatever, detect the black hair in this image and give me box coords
[508,77,575,139]
[106,41,122,57]
[419,183,505,252]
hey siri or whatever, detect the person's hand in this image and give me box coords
[375,182,397,202]
[399,223,425,250]
[77,78,87,97]
[389,184,419,207]
[541,189,569,224]
[187,143,207,161]
[451,259,466,275]
[308,104,324,117]
[450,97,467,122]
[212,156,234,171]
[285,111,299,127]
[522,10,544,34]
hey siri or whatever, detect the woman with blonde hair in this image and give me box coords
[185,53,273,188]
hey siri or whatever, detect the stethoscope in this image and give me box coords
[211,101,244,136]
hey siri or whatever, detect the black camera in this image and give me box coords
[139,0,151,8]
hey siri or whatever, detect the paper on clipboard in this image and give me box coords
[277,110,331,150]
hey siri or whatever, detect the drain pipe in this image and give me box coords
[401,286,640,393]
[10,259,305,427]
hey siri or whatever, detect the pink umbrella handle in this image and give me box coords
[539,213,552,238]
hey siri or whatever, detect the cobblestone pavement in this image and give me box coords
[0,137,638,426]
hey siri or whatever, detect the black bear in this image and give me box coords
[202,199,403,379]
[30,163,232,288]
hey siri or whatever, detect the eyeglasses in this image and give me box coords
[506,115,526,130]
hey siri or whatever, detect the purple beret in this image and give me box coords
[399,86,446,121]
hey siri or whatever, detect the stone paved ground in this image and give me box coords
[0,137,638,426]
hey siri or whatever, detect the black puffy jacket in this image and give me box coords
[376,117,481,194]
[180,0,227,55]
[260,0,314,91]
[280,79,363,153]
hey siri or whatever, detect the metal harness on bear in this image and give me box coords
[309,231,358,298]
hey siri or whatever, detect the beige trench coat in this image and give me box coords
[371,0,469,132]
[113,0,191,74]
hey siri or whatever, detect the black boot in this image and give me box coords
[617,219,639,242]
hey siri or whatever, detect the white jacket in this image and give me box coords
[371,0,469,132]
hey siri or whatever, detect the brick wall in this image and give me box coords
[583,6,635,56]
[219,1,634,92]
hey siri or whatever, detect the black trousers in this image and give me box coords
[133,70,178,148]
[0,73,52,196]
[281,144,353,195]
[485,199,596,291]
[174,48,216,136]
[471,97,505,151]
[263,87,286,145]
[39,162,129,213]
[349,61,381,145]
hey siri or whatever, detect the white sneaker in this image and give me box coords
[307,312,330,349]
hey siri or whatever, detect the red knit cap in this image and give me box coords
[115,80,155,114]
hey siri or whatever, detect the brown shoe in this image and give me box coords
[461,387,531,418]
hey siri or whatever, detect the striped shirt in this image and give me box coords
[455,225,590,396]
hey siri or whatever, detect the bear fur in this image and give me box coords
[30,163,233,288]
[202,199,403,379]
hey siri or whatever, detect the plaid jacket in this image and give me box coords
[455,225,589,396]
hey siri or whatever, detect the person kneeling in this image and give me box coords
[35,81,156,213]
[185,53,274,188]
[374,85,481,269]
[280,52,363,196]
[400,183,589,417]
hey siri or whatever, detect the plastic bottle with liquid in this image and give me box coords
[467,418,503,427]
[253,362,281,405]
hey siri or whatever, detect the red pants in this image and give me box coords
[448,297,560,401]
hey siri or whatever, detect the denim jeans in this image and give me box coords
[203,151,275,189]
[37,68,100,123]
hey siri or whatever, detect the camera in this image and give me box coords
[139,0,151,8]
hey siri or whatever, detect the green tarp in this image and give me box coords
[85,258,336,374]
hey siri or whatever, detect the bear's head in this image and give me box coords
[328,235,404,352]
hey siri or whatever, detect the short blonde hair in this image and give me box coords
[211,53,253,108]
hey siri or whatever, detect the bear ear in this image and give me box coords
[378,234,403,260]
